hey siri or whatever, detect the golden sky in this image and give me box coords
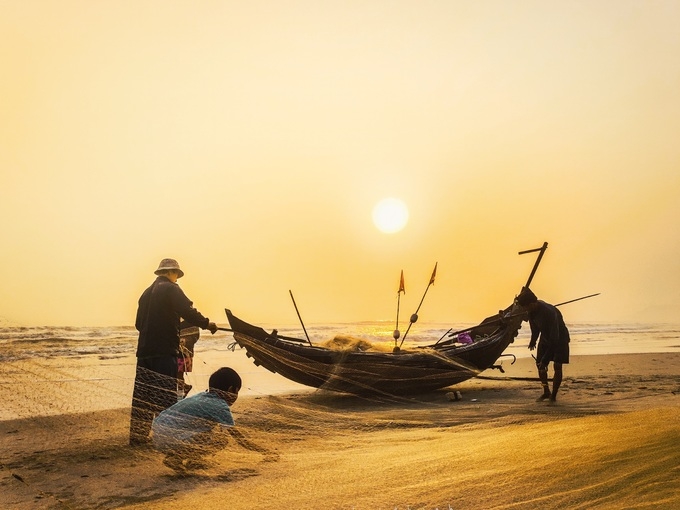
[1,1,679,326]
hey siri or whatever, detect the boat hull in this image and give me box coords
[226,306,524,395]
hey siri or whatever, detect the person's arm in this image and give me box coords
[219,426,279,461]
[135,287,152,332]
[528,316,540,350]
[171,286,217,333]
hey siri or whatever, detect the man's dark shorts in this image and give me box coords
[537,341,570,365]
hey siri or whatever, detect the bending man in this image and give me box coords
[517,287,570,403]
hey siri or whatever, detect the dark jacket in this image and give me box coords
[135,276,210,358]
[528,300,570,365]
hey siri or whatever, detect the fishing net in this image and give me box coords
[0,322,527,509]
[319,335,396,352]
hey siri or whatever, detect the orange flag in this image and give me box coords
[398,270,405,294]
[429,262,438,285]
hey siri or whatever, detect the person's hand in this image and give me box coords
[207,322,218,334]
[528,341,536,351]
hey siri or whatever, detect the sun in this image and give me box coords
[372,198,409,233]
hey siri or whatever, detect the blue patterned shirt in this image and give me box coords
[152,391,234,450]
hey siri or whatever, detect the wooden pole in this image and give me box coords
[289,290,312,346]
[519,241,548,289]
[554,293,601,307]
[393,270,405,346]
[399,263,437,348]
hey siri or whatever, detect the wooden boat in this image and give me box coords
[225,243,554,396]
[225,304,525,396]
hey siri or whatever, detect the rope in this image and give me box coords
[475,375,546,382]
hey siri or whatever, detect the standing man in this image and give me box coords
[129,258,218,446]
[516,287,570,403]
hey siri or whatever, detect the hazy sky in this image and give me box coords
[2,1,679,327]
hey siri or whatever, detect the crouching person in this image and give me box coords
[152,367,268,472]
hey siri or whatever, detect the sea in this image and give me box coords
[1,321,679,362]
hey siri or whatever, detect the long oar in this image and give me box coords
[554,293,600,307]
[398,263,437,349]
[437,292,601,343]
[289,290,313,346]
[393,270,405,347]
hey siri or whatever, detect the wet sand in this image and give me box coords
[2,350,679,509]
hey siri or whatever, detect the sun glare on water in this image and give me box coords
[372,198,409,234]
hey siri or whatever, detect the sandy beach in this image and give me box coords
[2,347,679,510]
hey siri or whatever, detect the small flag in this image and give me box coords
[429,262,438,285]
[398,270,405,294]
